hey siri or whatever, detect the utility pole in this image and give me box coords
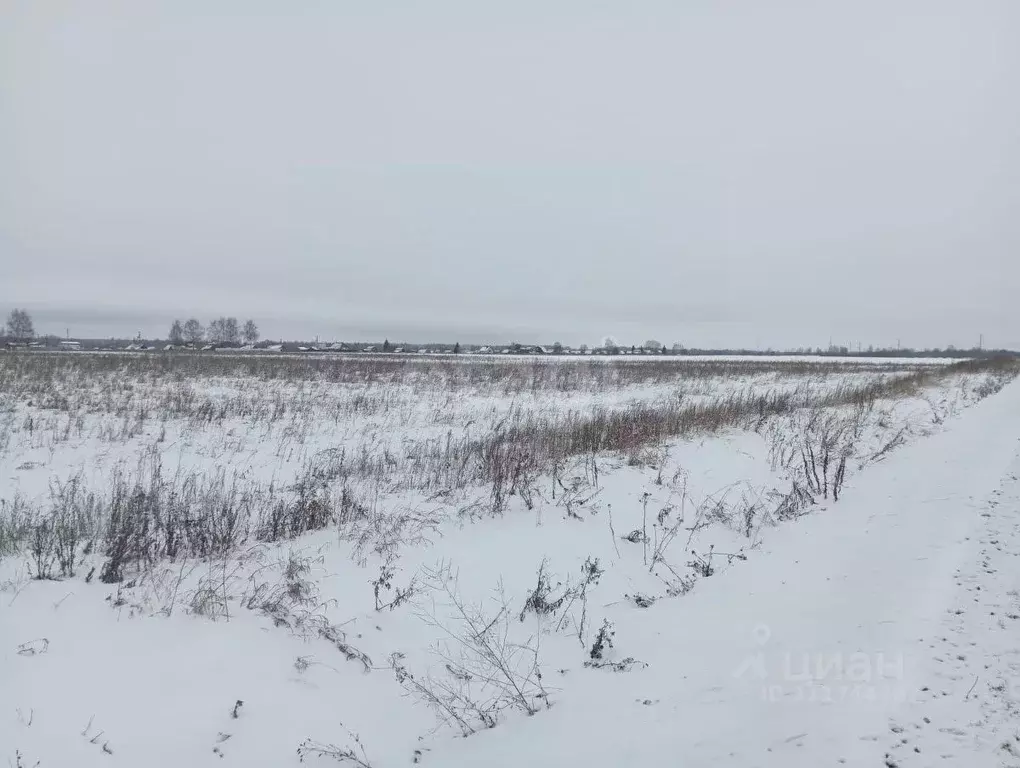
[979,333,983,351]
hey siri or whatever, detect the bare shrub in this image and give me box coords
[298,729,372,767]
[188,558,239,620]
[243,550,316,623]
[242,548,372,671]
[585,656,648,672]
[371,559,418,612]
[766,405,864,506]
[554,474,600,520]
[26,475,100,580]
[347,502,441,567]
[189,581,231,619]
[973,371,1013,399]
[0,496,31,558]
[737,486,767,538]
[518,558,570,622]
[647,470,689,572]
[28,514,57,580]
[555,556,604,644]
[316,620,373,672]
[768,481,815,521]
[392,562,550,736]
[867,426,908,465]
[589,618,615,660]
[257,453,347,542]
[390,651,489,736]
[50,477,99,577]
[687,545,746,578]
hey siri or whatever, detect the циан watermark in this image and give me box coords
[732,624,909,704]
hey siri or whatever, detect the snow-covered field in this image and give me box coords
[1,352,1017,767]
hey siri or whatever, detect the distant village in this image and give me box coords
[4,337,677,356]
[2,308,1008,359]
[3,336,1010,360]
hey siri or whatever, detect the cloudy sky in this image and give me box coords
[1,1,1017,348]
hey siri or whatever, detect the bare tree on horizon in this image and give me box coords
[183,318,204,344]
[5,308,35,340]
[208,318,226,343]
[242,319,259,345]
[224,317,240,344]
[169,319,184,344]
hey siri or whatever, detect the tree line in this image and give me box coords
[168,318,259,345]
[2,308,262,346]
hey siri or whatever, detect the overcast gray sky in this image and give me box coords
[1,1,1017,348]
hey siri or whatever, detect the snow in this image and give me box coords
[2,356,1019,767]
[432,375,1020,768]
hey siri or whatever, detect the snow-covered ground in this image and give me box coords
[1,353,1017,767]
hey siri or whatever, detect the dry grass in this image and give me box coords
[0,353,1015,581]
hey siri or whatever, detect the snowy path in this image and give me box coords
[440,380,1020,767]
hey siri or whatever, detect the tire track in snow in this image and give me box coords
[884,438,1020,767]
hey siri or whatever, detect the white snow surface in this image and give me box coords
[433,379,1020,768]
[3,365,1020,766]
